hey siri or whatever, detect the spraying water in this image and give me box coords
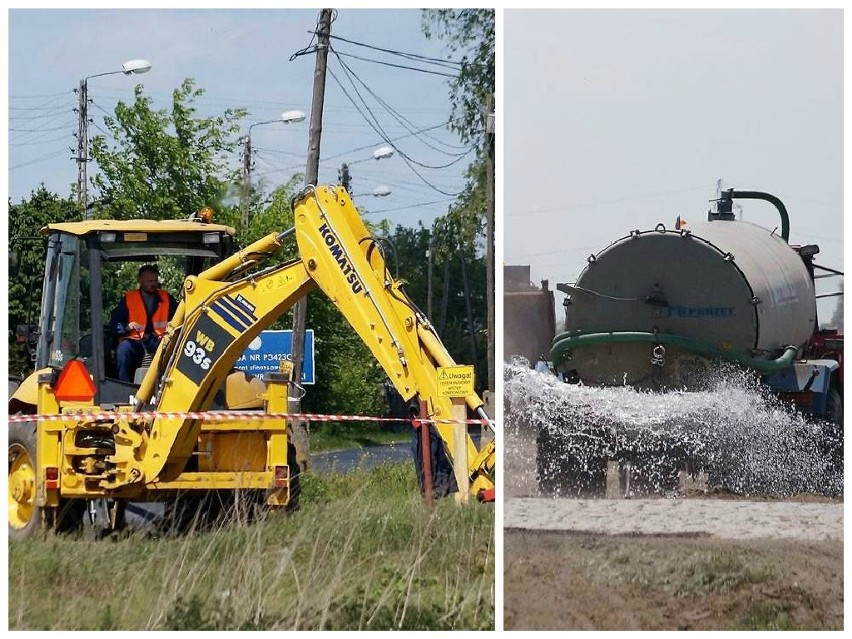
[504,364,843,498]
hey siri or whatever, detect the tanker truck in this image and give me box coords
[539,189,843,496]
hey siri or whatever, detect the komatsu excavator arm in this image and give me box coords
[110,185,495,497]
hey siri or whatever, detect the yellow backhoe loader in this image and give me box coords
[9,185,495,538]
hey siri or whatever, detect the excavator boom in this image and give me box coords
[118,185,494,496]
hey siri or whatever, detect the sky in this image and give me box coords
[6,8,477,230]
[503,9,844,326]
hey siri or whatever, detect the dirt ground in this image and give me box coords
[504,426,844,630]
[504,531,843,630]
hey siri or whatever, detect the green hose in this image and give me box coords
[551,331,798,376]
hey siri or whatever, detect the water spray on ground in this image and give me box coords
[504,364,842,498]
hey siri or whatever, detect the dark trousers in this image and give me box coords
[116,336,158,383]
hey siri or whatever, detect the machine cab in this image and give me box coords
[35,218,235,405]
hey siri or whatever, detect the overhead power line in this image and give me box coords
[251,120,458,181]
[331,50,457,78]
[327,64,466,197]
[9,89,73,99]
[322,32,464,68]
[8,134,72,148]
[329,61,471,170]
[10,123,75,133]
[9,148,69,171]
[332,49,470,156]
[366,198,456,215]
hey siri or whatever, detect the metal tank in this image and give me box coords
[553,190,817,386]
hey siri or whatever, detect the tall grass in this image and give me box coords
[8,463,494,630]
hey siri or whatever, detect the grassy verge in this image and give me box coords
[9,463,494,631]
[309,424,410,452]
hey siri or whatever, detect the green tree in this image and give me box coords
[422,9,495,147]
[422,10,495,242]
[376,221,488,394]
[423,9,494,388]
[8,187,79,378]
[90,78,246,221]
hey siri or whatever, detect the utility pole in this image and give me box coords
[290,7,332,472]
[485,93,495,394]
[76,79,89,218]
[240,134,252,231]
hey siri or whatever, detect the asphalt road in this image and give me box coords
[311,442,413,473]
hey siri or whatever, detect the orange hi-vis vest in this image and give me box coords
[124,289,170,340]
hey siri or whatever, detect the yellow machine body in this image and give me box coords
[9,186,495,536]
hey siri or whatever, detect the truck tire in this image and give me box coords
[536,426,606,497]
[824,386,843,472]
[9,420,84,540]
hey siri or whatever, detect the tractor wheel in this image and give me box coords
[285,442,301,513]
[9,420,40,540]
[536,426,607,497]
[161,491,225,535]
[9,420,84,540]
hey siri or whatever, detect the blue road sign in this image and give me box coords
[234,329,315,384]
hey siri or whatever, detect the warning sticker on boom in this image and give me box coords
[437,365,475,398]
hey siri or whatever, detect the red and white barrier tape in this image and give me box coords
[8,410,492,426]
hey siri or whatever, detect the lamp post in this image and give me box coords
[77,59,152,219]
[351,185,392,198]
[240,110,307,231]
[339,146,395,194]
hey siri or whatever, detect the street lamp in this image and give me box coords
[351,185,393,198]
[372,145,395,160]
[78,59,152,219]
[240,110,307,230]
[339,146,395,194]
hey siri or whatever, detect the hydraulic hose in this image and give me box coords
[551,331,799,376]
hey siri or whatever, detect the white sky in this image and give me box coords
[503,8,844,325]
[6,7,477,229]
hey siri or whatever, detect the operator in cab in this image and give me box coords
[110,264,178,383]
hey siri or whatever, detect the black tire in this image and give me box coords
[285,441,301,513]
[619,457,679,497]
[536,425,607,497]
[161,491,226,535]
[824,386,843,472]
[618,432,682,497]
[9,420,41,540]
[9,420,85,540]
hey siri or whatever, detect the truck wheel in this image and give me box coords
[536,426,606,497]
[9,420,40,540]
[824,387,843,471]
[619,457,679,497]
